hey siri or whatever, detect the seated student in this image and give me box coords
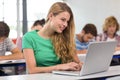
[96,16,120,65]
[96,16,120,50]
[0,22,23,60]
[0,21,24,75]
[22,2,82,74]
[76,23,97,54]
[31,18,45,30]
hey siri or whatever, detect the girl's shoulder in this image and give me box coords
[24,30,38,37]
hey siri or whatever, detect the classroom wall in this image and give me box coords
[65,0,120,34]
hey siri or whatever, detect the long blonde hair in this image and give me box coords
[46,2,76,63]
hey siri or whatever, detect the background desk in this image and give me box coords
[0,59,26,75]
[106,76,120,80]
[113,51,120,58]
[0,59,26,67]
[0,66,120,80]
[78,51,120,63]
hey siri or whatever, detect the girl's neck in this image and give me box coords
[38,24,54,39]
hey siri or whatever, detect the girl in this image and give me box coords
[22,2,82,74]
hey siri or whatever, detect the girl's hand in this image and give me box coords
[55,62,82,71]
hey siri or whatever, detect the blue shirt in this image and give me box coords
[75,37,89,50]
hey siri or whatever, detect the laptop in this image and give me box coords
[52,41,117,76]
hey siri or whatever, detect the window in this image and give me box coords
[0,0,62,39]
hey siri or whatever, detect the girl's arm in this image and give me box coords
[23,49,81,74]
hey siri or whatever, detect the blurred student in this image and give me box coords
[76,23,97,54]
[96,16,120,65]
[0,21,24,75]
[0,22,23,60]
[96,16,120,50]
[31,19,45,30]
[22,2,82,74]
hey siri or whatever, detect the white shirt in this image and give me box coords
[106,37,115,41]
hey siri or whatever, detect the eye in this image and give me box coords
[61,18,66,22]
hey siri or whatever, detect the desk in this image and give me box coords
[0,59,26,67]
[78,51,120,63]
[106,76,120,80]
[0,59,26,75]
[113,51,120,58]
[0,66,120,80]
[0,73,77,80]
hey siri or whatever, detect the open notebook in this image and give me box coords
[53,41,117,76]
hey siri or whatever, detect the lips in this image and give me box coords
[60,25,66,31]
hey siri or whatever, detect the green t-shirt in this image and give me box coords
[22,30,61,67]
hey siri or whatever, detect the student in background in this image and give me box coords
[0,22,23,60]
[96,16,120,65]
[0,21,24,75]
[22,2,82,74]
[96,16,120,50]
[31,18,45,30]
[76,23,97,54]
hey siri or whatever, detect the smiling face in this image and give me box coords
[49,11,70,33]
